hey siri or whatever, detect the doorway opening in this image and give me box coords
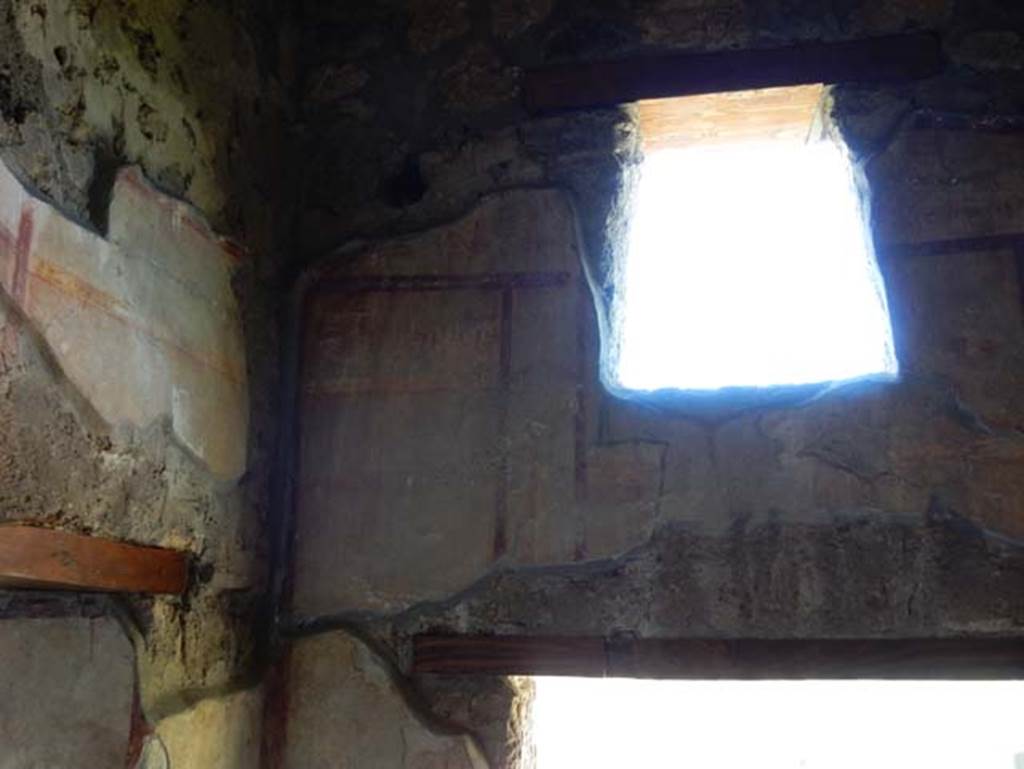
[531,675,1024,768]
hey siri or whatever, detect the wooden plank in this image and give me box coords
[411,635,1024,679]
[608,638,1024,680]
[524,33,942,114]
[413,635,606,676]
[0,524,188,594]
[636,84,825,151]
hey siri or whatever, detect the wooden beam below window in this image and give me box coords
[0,524,188,595]
[412,635,1024,679]
[523,33,942,114]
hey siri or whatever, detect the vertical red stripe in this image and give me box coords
[11,205,34,304]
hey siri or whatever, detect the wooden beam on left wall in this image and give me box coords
[0,524,188,594]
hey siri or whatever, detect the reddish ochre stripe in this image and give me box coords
[11,206,34,303]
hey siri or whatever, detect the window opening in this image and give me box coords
[531,676,1024,769]
[611,84,898,394]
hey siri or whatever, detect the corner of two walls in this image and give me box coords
[0,1,294,767]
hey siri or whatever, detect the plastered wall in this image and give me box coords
[0,1,292,766]
[277,1,1024,767]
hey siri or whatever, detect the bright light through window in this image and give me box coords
[613,92,898,393]
[532,677,1024,769]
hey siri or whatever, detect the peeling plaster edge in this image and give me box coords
[0,285,110,435]
[277,506,1023,643]
[1,279,242,512]
[0,155,251,484]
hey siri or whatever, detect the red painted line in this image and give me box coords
[259,648,292,769]
[123,676,153,769]
[312,271,572,295]
[27,265,246,386]
[0,221,13,297]
[11,206,34,303]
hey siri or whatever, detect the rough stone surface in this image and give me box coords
[0,0,291,253]
[415,674,535,769]
[635,0,750,49]
[283,630,485,769]
[950,30,1024,71]
[381,513,1024,640]
[408,0,471,53]
[491,0,552,40]
[0,616,134,769]
[439,44,519,112]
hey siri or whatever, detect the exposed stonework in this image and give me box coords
[408,0,471,54]
[0,0,290,251]
[491,0,552,40]
[415,674,536,769]
[374,512,1024,641]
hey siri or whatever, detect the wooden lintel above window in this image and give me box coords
[0,524,188,595]
[523,33,942,114]
[636,83,825,151]
[412,635,1024,679]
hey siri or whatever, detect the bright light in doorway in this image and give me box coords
[614,138,898,392]
[532,676,1024,769]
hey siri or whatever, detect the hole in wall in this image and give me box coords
[384,153,427,207]
[606,85,897,399]
[530,676,1024,768]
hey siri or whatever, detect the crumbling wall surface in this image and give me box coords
[0,1,292,767]
[0,0,290,247]
[283,1,1024,766]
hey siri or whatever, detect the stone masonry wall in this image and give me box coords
[280,1,1024,767]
